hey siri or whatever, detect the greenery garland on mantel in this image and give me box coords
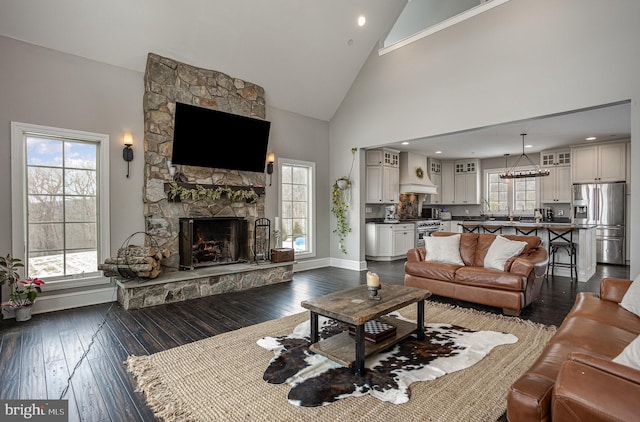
[165,181,263,203]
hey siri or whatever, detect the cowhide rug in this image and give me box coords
[257,312,517,407]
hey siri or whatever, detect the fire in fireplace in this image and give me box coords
[179,217,249,270]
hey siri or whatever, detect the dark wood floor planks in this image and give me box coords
[0,261,631,422]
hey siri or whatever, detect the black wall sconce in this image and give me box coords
[266,152,275,186]
[123,133,134,178]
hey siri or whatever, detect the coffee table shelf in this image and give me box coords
[301,284,431,375]
[309,315,417,367]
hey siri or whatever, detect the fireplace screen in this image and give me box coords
[179,217,248,270]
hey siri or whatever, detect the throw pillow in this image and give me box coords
[484,235,528,271]
[424,234,464,266]
[620,273,640,317]
[612,334,640,370]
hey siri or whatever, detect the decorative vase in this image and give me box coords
[336,179,349,190]
[14,306,32,322]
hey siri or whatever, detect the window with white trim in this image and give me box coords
[485,169,538,215]
[11,122,110,289]
[279,159,315,258]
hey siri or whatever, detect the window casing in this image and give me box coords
[11,122,110,290]
[485,169,538,215]
[279,159,315,258]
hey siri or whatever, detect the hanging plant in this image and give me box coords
[332,180,351,254]
[331,147,357,254]
[166,181,259,203]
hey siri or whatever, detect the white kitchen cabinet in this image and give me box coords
[365,223,414,261]
[393,223,415,257]
[572,142,627,183]
[540,150,571,166]
[427,158,442,204]
[452,159,480,204]
[541,165,571,203]
[440,161,455,204]
[366,148,400,204]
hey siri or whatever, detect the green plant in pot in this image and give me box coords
[331,148,357,254]
[0,255,44,321]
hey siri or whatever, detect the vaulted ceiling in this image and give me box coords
[0,0,406,121]
[0,0,631,157]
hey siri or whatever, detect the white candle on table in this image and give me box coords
[275,217,280,231]
[366,271,380,287]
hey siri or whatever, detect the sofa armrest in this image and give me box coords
[406,248,425,262]
[509,247,548,278]
[553,352,640,421]
[600,277,632,303]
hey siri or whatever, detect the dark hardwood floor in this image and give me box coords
[0,261,630,422]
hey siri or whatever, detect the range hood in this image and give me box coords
[399,152,438,195]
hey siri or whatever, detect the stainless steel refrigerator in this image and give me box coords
[572,182,626,264]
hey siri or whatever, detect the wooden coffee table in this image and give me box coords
[301,284,431,376]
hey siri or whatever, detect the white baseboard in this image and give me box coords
[2,284,117,319]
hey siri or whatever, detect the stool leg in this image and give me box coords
[572,246,577,281]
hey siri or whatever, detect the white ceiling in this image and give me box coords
[0,0,406,122]
[0,1,631,159]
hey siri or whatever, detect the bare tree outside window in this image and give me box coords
[26,136,98,278]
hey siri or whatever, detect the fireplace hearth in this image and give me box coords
[179,217,249,270]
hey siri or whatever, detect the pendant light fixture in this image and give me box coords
[499,133,550,179]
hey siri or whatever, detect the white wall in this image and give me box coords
[265,106,331,260]
[330,0,640,276]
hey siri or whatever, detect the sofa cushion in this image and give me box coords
[567,292,640,335]
[424,234,464,265]
[404,261,460,282]
[483,235,528,271]
[613,334,640,370]
[454,266,525,291]
[620,273,640,317]
[433,232,478,266]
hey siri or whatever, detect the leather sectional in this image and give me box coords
[507,277,640,421]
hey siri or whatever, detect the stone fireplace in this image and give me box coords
[142,52,267,269]
[113,54,292,310]
[178,217,249,270]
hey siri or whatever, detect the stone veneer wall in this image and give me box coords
[142,53,268,270]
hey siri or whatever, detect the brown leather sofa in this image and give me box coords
[507,277,640,421]
[404,232,548,316]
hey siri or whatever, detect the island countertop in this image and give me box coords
[456,221,597,230]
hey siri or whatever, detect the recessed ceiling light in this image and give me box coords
[585,136,597,141]
[358,16,366,27]
[401,141,409,145]
[524,144,533,148]
[435,151,442,154]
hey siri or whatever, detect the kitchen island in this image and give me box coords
[455,220,596,282]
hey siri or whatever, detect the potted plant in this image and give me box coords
[0,255,44,322]
[5,277,45,322]
[331,147,358,254]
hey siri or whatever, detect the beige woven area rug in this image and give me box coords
[126,301,555,422]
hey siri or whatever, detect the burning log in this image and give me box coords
[99,245,169,279]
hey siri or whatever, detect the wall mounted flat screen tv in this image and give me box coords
[172,102,271,173]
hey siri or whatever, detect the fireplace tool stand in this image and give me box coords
[253,218,271,263]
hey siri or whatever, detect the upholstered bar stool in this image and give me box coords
[461,223,481,233]
[546,226,577,281]
[482,225,502,234]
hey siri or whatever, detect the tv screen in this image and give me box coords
[172,102,271,173]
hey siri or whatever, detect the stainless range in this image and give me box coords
[415,219,441,248]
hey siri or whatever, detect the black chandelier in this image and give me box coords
[499,133,550,179]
